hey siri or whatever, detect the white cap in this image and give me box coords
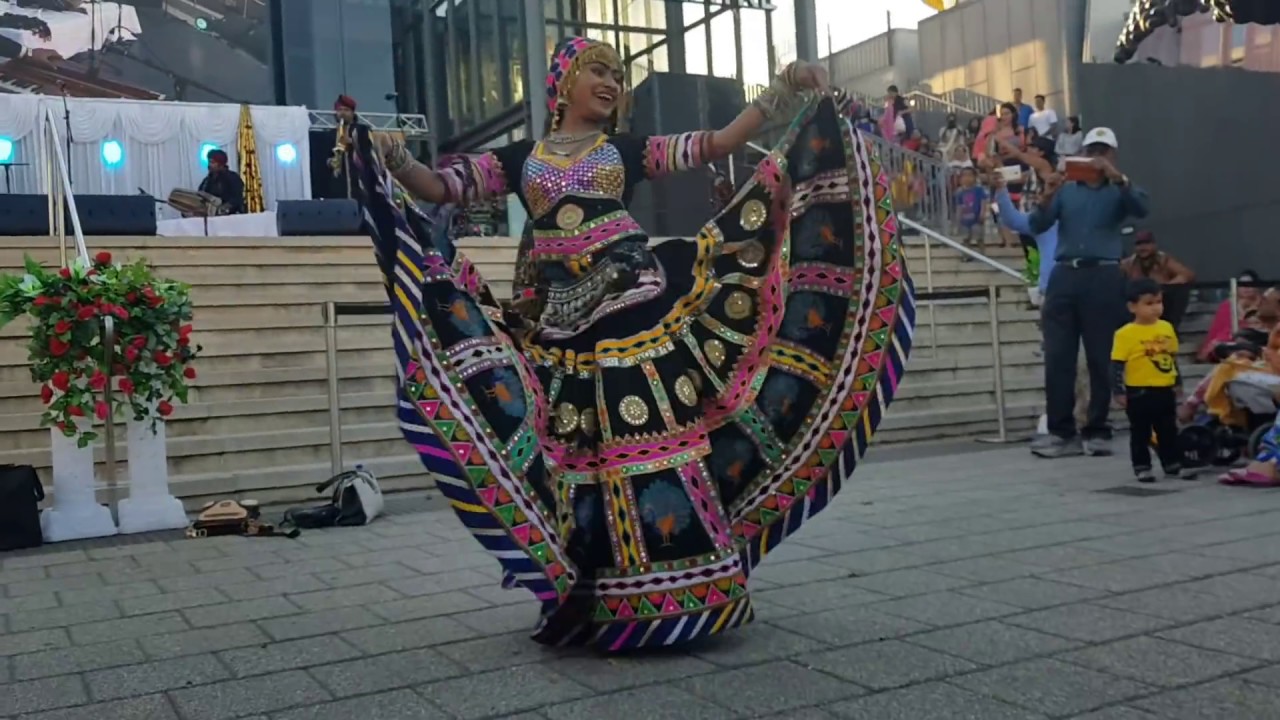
[1083,127,1118,149]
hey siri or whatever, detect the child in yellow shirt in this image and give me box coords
[1111,278,1190,482]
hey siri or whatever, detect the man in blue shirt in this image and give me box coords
[1026,127,1150,458]
[1013,89,1034,131]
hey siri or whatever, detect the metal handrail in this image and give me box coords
[900,218,1022,281]
[904,90,987,117]
[41,106,120,514]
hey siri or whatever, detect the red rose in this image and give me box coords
[54,320,73,335]
[67,404,85,417]
[56,421,67,432]
[86,269,98,278]
[112,363,127,375]
[94,251,112,266]
[177,336,190,347]
[148,296,163,308]
[40,384,53,404]
[157,400,174,417]
[124,346,140,363]
[125,292,138,303]
[76,306,97,321]
[111,306,129,321]
[179,324,193,337]
[94,401,110,420]
[118,378,135,395]
[130,336,147,349]
[89,370,107,391]
[183,366,197,379]
[33,295,50,307]
[58,268,71,279]
[154,350,173,367]
[52,370,70,391]
[49,338,70,357]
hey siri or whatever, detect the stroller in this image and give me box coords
[1179,371,1279,468]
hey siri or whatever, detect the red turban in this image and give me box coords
[334,95,357,111]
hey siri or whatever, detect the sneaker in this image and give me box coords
[1031,434,1084,458]
[1135,468,1156,483]
[1083,437,1114,457]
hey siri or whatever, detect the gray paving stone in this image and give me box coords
[450,603,540,636]
[545,650,719,692]
[248,559,349,580]
[85,653,229,701]
[750,559,858,586]
[957,577,1109,609]
[17,694,178,720]
[676,660,863,715]
[138,622,271,660]
[101,561,198,586]
[5,573,105,599]
[1195,537,1280,564]
[418,664,590,719]
[906,620,1084,665]
[1133,678,1280,719]
[1003,604,1174,643]
[339,616,474,655]
[546,684,731,720]
[1241,664,1280,687]
[219,576,328,601]
[0,674,88,715]
[1179,572,1280,603]
[768,606,931,647]
[1114,551,1258,579]
[45,558,138,579]
[432,632,558,673]
[12,639,146,681]
[286,583,403,612]
[752,579,891,615]
[309,647,464,697]
[312,563,422,588]
[7,600,123,632]
[691,622,829,667]
[0,593,59,616]
[1158,618,1280,662]
[367,590,494,623]
[56,582,162,608]
[996,546,1127,571]
[68,612,189,645]
[181,597,300,628]
[950,658,1156,717]
[383,569,493,597]
[1066,706,1160,719]
[1042,560,1193,593]
[257,606,383,641]
[0,566,49,583]
[1243,604,1280,625]
[270,689,449,720]
[84,543,170,561]
[116,588,231,617]
[155,569,257,593]
[0,628,69,657]
[2,550,87,570]
[923,557,1042,583]
[871,590,1022,627]
[824,681,1048,720]
[843,568,974,597]
[1061,636,1260,688]
[218,636,364,677]
[813,548,934,575]
[799,639,979,690]
[191,552,284,574]
[169,670,331,720]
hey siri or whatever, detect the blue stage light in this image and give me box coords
[0,137,13,163]
[275,143,297,164]
[199,143,220,165]
[101,140,124,167]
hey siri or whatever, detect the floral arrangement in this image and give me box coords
[0,252,200,447]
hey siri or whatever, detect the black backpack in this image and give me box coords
[0,465,44,551]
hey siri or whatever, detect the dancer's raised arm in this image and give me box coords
[378,137,531,207]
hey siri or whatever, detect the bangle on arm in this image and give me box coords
[750,62,804,122]
[384,140,412,173]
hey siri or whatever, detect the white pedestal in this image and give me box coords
[42,426,118,542]
[118,415,188,534]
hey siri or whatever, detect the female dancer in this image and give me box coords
[354,37,915,651]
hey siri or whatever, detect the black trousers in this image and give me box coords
[1125,386,1181,472]
[1041,264,1127,440]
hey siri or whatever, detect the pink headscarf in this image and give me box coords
[544,36,621,123]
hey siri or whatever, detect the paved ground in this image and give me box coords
[4,443,1280,719]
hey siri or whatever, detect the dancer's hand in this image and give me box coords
[792,63,829,92]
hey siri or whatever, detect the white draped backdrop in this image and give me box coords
[0,96,311,218]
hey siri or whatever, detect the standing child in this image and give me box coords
[953,166,987,253]
[1112,278,1190,482]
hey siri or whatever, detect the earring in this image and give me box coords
[550,97,568,132]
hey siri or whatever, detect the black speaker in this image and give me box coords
[276,199,362,236]
[0,195,48,236]
[0,194,156,236]
[627,73,745,237]
[77,195,157,236]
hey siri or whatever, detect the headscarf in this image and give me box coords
[544,36,622,131]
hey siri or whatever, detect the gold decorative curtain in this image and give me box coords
[236,104,266,213]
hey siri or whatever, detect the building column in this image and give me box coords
[794,0,818,62]
[664,0,687,73]
[524,0,549,136]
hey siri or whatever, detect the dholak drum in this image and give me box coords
[168,189,226,218]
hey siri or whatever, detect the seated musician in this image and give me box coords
[198,149,245,215]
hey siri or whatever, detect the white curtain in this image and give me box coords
[0,96,311,216]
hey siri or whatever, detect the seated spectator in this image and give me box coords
[1055,116,1085,162]
[1198,270,1263,362]
[939,114,964,159]
[1218,328,1280,487]
[1120,231,1195,284]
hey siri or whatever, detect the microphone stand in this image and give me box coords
[58,84,74,188]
